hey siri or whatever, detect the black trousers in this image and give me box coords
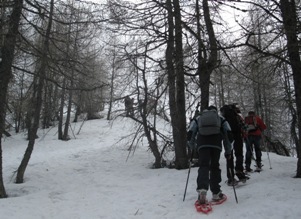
[245,135,262,168]
[197,147,221,194]
[226,132,244,179]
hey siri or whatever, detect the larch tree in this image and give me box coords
[279,0,301,177]
[0,0,24,198]
[16,0,55,184]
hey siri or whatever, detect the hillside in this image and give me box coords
[1,115,301,219]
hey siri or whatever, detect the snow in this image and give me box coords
[1,113,301,219]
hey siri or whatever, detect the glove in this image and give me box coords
[224,153,231,160]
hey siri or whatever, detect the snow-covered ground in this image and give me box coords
[1,114,301,219]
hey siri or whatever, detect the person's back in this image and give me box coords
[188,105,232,205]
[124,96,134,116]
[187,108,225,151]
[196,108,223,150]
[244,111,267,171]
[220,104,241,133]
[245,111,266,136]
[220,104,249,184]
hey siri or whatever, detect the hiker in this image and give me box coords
[187,105,233,204]
[220,104,249,186]
[124,96,134,116]
[244,111,267,172]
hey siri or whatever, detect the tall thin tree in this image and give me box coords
[0,0,24,198]
[279,0,301,177]
[16,0,55,183]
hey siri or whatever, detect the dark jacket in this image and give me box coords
[187,112,233,155]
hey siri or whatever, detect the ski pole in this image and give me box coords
[261,134,272,169]
[226,154,238,203]
[183,150,194,202]
[228,166,238,204]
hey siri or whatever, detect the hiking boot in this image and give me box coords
[236,171,250,182]
[226,178,238,186]
[245,167,253,172]
[256,162,262,169]
[197,189,207,204]
[255,163,263,172]
[212,191,226,202]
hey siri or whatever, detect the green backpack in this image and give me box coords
[198,109,221,135]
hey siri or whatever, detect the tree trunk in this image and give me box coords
[166,0,178,167]
[63,85,72,141]
[197,0,218,111]
[282,65,299,157]
[279,0,301,177]
[107,53,116,121]
[42,82,50,129]
[0,0,24,198]
[58,79,66,140]
[172,0,188,169]
[15,72,25,133]
[162,0,188,169]
[16,0,54,183]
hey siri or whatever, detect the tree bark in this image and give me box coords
[173,0,188,169]
[165,0,188,169]
[63,84,72,141]
[197,0,218,111]
[58,78,66,140]
[107,49,117,121]
[0,0,24,198]
[16,0,55,183]
[279,0,301,177]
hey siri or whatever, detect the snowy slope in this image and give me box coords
[1,115,301,219]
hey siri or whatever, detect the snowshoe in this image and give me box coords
[254,163,263,172]
[226,179,238,186]
[236,171,250,182]
[245,167,254,173]
[195,200,212,214]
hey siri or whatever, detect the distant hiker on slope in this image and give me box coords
[124,95,134,117]
[244,111,267,172]
[187,105,233,204]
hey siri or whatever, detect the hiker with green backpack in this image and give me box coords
[187,105,233,204]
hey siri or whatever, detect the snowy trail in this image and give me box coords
[1,117,301,219]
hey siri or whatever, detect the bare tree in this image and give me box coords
[106,0,189,168]
[15,0,55,184]
[279,0,301,177]
[228,0,301,176]
[0,0,24,198]
[197,0,218,111]
[104,37,125,121]
[167,0,188,169]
